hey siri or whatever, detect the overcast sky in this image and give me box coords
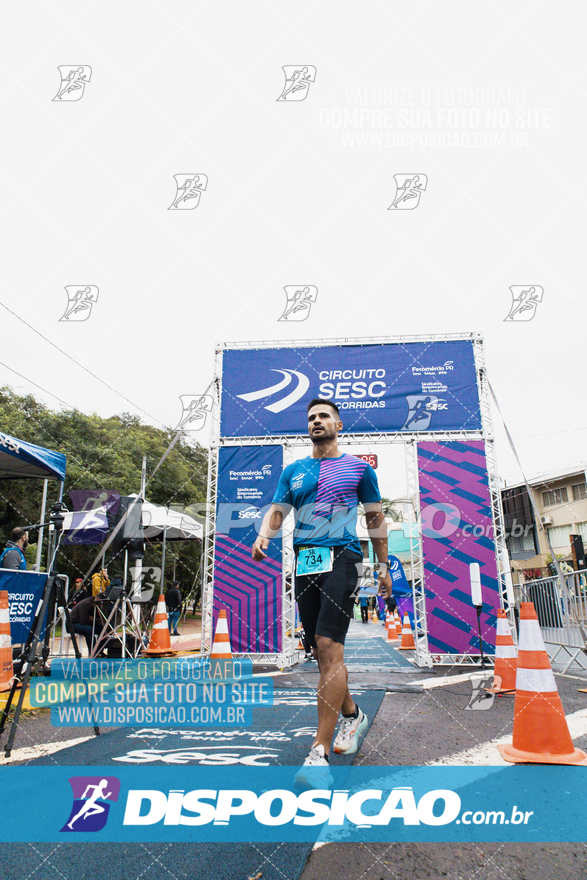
[1,2,584,504]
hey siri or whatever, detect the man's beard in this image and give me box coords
[310,427,336,444]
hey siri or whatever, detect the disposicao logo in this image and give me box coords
[61,776,120,832]
[123,786,461,827]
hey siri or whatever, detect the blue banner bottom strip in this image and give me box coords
[2,765,585,842]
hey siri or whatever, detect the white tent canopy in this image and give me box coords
[128,494,203,541]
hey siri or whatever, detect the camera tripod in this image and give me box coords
[91,551,150,659]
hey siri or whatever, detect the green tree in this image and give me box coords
[0,386,208,601]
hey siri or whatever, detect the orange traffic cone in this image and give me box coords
[487,610,517,694]
[385,611,397,640]
[387,617,398,642]
[394,610,402,638]
[0,591,14,692]
[210,609,233,659]
[371,609,378,624]
[398,614,416,650]
[144,595,177,655]
[498,602,587,765]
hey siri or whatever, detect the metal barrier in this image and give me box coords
[519,569,587,672]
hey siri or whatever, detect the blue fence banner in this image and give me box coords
[0,765,585,842]
[0,569,48,643]
[220,340,481,438]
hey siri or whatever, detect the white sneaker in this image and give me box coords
[294,744,334,790]
[333,708,368,755]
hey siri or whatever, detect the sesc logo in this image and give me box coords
[238,507,261,520]
[425,398,448,412]
[237,369,310,414]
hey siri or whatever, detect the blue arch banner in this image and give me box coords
[220,340,481,438]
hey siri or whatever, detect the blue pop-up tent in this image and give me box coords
[0,432,66,481]
[0,431,66,645]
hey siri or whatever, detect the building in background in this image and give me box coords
[502,465,587,583]
[357,514,419,586]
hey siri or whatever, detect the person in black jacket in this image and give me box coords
[69,595,99,655]
[165,582,182,636]
[69,578,89,607]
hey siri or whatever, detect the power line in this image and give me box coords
[0,301,164,426]
[0,360,74,410]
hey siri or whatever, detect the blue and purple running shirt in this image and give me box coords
[272,453,381,556]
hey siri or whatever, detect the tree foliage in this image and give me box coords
[0,386,207,599]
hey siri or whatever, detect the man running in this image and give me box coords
[252,399,391,784]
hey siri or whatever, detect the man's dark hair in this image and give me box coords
[306,398,340,418]
[11,527,26,543]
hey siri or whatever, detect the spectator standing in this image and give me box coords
[91,568,110,597]
[165,581,182,636]
[0,527,29,570]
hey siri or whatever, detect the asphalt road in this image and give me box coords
[3,624,587,880]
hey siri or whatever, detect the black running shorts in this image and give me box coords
[294,546,363,647]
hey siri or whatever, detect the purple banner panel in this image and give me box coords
[417,441,499,656]
[214,446,283,653]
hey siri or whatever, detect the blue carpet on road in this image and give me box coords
[331,624,416,670]
[6,688,385,880]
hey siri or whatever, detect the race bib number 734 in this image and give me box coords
[296,547,333,576]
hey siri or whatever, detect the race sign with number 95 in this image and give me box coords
[354,454,378,469]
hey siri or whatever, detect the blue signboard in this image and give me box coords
[0,570,49,643]
[388,554,414,625]
[220,340,481,437]
[388,554,411,598]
